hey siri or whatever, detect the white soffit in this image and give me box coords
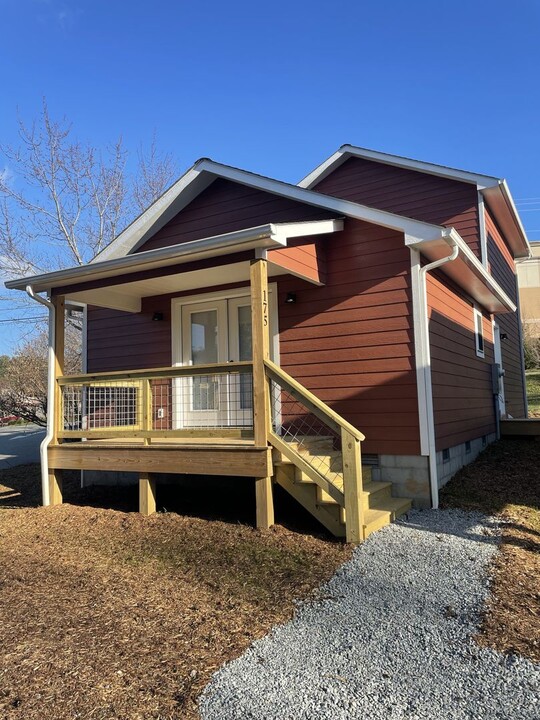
[63,257,320,312]
[406,232,516,314]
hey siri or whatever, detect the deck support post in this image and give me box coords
[139,473,156,516]
[49,295,65,506]
[251,257,274,530]
[342,429,365,543]
[255,476,274,530]
[48,469,63,506]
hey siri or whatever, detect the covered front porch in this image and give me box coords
[9,220,385,543]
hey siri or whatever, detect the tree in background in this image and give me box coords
[0,100,177,283]
[0,329,80,425]
[523,322,540,370]
[0,101,178,421]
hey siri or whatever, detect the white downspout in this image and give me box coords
[26,285,55,507]
[417,237,459,509]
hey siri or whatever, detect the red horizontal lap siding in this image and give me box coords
[87,180,420,456]
[313,157,482,259]
[136,178,337,252]
[485,208,526,418]
[427,272,496,450]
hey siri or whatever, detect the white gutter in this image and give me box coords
[415,238,460,510]
[25,285,54,507]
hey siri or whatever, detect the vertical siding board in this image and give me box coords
[313,157,482,260]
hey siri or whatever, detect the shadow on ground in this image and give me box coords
[0,463,334,540]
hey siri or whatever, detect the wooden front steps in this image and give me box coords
[273,436,411,541]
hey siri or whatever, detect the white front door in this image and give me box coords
[177,294,257,429]
[180,300,229,428]
[493,321,506,417]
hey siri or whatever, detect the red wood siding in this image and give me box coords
[485,208,526,417]
[276,219,419,455]
[87,178,421,456]
[268,239,326,285]
[427,272,496,450]
[312,157,482,259]
[136,178,336,253]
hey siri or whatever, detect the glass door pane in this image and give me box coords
[179,301,228,428]
[190,310,219,411]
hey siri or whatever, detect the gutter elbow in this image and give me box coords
[26,285,53,309]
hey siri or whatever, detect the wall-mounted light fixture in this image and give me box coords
[500,333,508,341]
[285,292,297,304]
[152,312,164,322]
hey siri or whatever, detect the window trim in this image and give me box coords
[474,307,485,358]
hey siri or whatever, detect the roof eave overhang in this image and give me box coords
[406,229,517,314]
[481,182,530,259]
[4,219,343,296]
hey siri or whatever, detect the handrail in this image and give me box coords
[58,361,253,385]
[264,359,365,441]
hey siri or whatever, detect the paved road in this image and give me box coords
[0,425,45,470]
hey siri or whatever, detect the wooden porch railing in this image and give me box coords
[264,359,366,544]
[57,362,254,441]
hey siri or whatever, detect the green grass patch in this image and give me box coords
[526,369,540,414]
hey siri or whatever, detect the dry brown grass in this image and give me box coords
[441,438,540,664]
[0,466,351,719]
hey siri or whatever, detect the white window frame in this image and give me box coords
[474,307,485,358]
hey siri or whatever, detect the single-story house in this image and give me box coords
[5,145,530,543]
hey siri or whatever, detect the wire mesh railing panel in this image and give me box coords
[60,369,254,435]
[269,380,343,487]
[61,380,142,432]
[151,372,253,430]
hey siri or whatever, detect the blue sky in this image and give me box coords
[1,0,540,353]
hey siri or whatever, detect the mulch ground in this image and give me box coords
[441,438,540,664]
[0,467,351,720]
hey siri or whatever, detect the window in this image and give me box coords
[442,448,450,463]
[474,307,485,358]
[465,440,471,454]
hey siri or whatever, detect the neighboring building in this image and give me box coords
[517,241,540,335]
[5,145,530,541]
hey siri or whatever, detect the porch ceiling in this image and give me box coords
[65,259,308,312]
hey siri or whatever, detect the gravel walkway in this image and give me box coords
[200,510,539,720]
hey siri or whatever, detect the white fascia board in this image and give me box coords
[5,224,289,294]
[406,228,517,313]
[299,144,501,190]
[272,218,344,240]
[481,180,530,258]
[298,149,348,189]
[92,165,212,263]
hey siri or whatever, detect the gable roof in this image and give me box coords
[92,158,454,263]
[298,144,530,259]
